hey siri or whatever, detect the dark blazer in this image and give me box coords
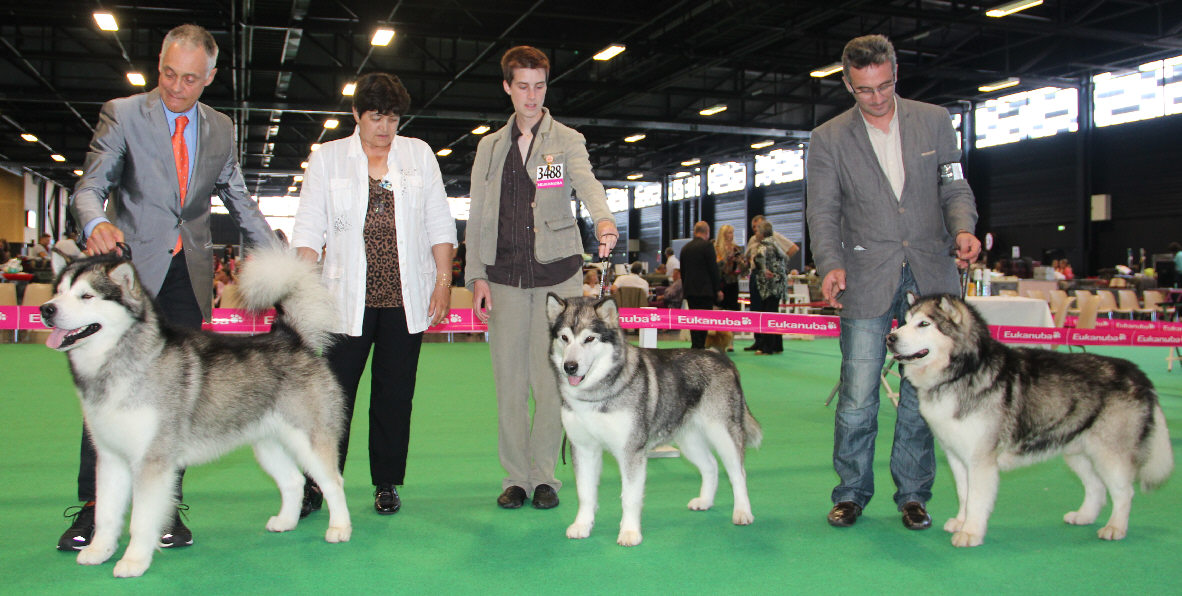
[71,88,275,320]
[680,236,721,299]
[805,97,978,319]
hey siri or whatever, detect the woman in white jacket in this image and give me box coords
[292,72,457,516]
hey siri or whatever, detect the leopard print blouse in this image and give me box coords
[364,176,403,307]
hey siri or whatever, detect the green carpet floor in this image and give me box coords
[1,337,1180,595]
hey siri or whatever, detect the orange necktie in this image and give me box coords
[172,115,189,255]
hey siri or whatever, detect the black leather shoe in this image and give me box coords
[901,501,932,530]
[532,484,559,509]
[58,502,95,551]
[159,505,193,548]
[827,501,863,527]
[374,485,401,514]
[743,345,758,352]
[497,486,527,509]
[300,482,323,519]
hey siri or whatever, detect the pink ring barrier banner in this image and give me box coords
[5,304,1180,348]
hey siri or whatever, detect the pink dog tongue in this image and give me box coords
[46,327,71,350]
[568,375,584,386]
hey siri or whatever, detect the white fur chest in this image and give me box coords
[561,398,636,455]
[919,389,996,461]
[82,401,160,462]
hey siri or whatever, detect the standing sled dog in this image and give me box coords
[887,294,1173,547]
[546,295,761,546]
[42,248,351,577]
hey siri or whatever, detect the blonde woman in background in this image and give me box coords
[715,224,745,312]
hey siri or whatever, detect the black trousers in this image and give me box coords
[747,277,764,349]
[686,295,716,349]
[755,290,784,353]
[77,253,201,500]
[327,306,423,486]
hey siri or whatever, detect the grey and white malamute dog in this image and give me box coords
[887,294,1173,547]
[42,249,351,577]
[545,295,762,546]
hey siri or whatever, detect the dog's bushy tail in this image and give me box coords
[744,408,763,449]
[1139,404,1173,492]
[236,247,338,353]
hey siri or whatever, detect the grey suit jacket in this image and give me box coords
[806,97,978,319]
[71,88,274,320]
[465,108,613,289]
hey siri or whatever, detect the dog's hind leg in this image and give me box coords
[566,442,602,540]
[115,459,176,577]
[1091,450,1136,540]
[285,430,351,543]
[705,423,753,525]
[77,452,131,567]
[1063,452,1107,526]
[253,439,304,532]
[616,450,648,546]
[677,431,718,512]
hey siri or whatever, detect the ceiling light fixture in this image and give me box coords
[471,125,491,135]
[73,169,84,176]
[681,158,700,166]
[126,72,146,86]
[978,77,1020,92]
[288,186,298,193]
[672,171,690,178]
[310,143,322,152]
[699,104,728,116]
[593,44,626,61]
[624,133,646,143]
[626,173,643,180]
[810,62,843,78]
[371,28,395,46]
[750,140,774,150]
[51,154,66,162]
[300,161,310,169]
[985,0,1043,18]
[21,133,37,142]
[436,148,453,157]
[342,82,356,96]
[293,175,303,182]
[93,12,118,31]
[324,119,339,129]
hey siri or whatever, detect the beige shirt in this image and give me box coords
[861,98,905,201]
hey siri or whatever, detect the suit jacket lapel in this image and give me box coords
[844,109,894,204]
[142,90,181,214]
[897,99,920,204]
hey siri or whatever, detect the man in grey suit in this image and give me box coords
[60,24,274,551]
[805,34,980,531]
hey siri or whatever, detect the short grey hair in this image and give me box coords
[841,34,896,79]
[757,220,774,238]
[160,24,218,75]
[630,261,644,274]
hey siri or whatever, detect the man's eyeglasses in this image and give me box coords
[850,80,896,98]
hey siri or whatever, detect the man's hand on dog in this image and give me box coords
[84,222,126,256]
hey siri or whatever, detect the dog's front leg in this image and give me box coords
[115,460,177,578]
[616,450,647,547]
[942,451,969,533]
[566,442,601,540]
[77,452,130,567]
[952,457,999,548]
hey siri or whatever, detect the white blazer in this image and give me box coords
[292,129,458,335]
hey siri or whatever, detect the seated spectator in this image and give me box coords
[213,268,235,307]
[582,268,601,297]
[611,261,650,295]
[657,269,684,307]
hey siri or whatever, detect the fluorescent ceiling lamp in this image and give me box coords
[436,148,453,157]
[73,169,84,176]
[681,158,700,166]
[310,143,322,152]
[51,154,66,162]
[20,133,37,142]
[323,119,339,129]
[699,104,727,116]
[288,186,298,193]
[300,161,309,169]
[626,173,643,180]
[810,62,842,78]
[126,72,146,86]
[985,0,1043,17]
[672,171,690,178]
[750,140,774,150]
[371,28,395,46]
[293,175,303,182]
[593,44,626,61]
[624,133,646,143]
[978,77,1020,92]
[93,11,118,31]
[471,125,491,135]
[342,82,356,96]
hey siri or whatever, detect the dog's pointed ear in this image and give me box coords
[51,252,70,276]
[594,296,620,326]
[108,262,145,302]
[939,294,963,323]
[907,291,919,306]
[545,293,566,322]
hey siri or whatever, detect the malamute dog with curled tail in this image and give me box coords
[546,295,762,547]
[41,248,351,577]
[886,294,1173,547]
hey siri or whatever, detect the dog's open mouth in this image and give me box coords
[892,348,929,362]
[46,323,101,350]
[567,374,585,386]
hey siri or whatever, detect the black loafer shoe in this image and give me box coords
[901,501,932,530]
[374,485,401,514]
[300,482,323,519]
[58,503,95,551]
[497,486,527,509]
[159,505,193,548]
[743,345,758,352]
[827,501,863,527]
[531,484,559,510]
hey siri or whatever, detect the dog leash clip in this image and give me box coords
[598,256,611,299]
[115,242,133,260]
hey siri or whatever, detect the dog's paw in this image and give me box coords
[943,517,965,533]
[325,525,352,543]
[732,509,754,525]
[76,543,116,566]
[112,556,150,578]
[265,515,298,533]
[1097,525,1127,541]
[566,521,593,539]
[687,497,713,511]
[1064,510,1098,526]
[951,531,984,547]
[616,529,643,547]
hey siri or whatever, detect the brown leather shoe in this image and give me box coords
[497,486,527,509]
[901,501,932,530]
[827,501,863,527]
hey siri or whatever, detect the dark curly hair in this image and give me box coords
[352,72,411,116]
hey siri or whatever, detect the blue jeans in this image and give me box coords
[831,264,934,510]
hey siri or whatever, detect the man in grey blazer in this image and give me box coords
[59,24,273,551]
[465,46,618,510]
[805,34,980,531]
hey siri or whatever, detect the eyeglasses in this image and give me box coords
[850,80,896,98]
